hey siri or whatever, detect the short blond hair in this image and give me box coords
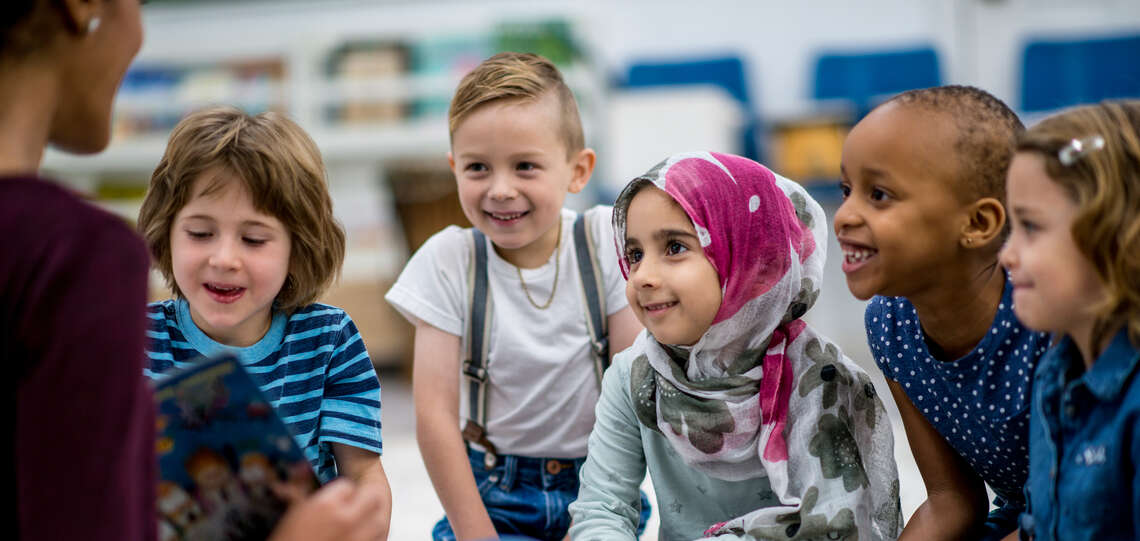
[448,52,584,155]
[1017,100,1140,351]
[138,106,345,312]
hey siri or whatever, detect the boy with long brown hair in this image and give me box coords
[139,106,392,538]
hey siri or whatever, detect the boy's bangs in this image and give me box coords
[195,159,293,230]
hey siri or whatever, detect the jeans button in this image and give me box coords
[546,460,562,475]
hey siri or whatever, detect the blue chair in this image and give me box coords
[811,46,942,121]
[621,55,763,161]
[1020,34,1140,112]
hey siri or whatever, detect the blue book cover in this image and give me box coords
[152,354,316,541]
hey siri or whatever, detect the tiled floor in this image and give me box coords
[377,198,926,539]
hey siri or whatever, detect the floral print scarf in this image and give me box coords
[613,152,900,540]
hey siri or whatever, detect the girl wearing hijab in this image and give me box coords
[568,152,901,541]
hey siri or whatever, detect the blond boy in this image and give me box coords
[385,53,646,540]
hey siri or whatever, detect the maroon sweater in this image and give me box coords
[0,177,156,541]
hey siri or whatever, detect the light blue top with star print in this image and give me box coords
[569,351,780,541]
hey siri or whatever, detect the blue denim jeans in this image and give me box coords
[432,449,651,540]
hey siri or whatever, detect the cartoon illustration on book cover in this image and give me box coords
[153,355,316,541]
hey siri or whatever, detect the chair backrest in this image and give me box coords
[1020,34,1140,113]
[812,46,942,120]
[625,56,752,107]
[621,55,761,161]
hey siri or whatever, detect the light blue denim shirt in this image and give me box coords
[1021,329,1140,540]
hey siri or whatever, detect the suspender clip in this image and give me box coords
[462,420,499,468]
[591,337,609,360]
[461,360,487,382]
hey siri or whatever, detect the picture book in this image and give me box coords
[153,353,316,541]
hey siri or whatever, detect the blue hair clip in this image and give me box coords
[1057,135,1105,167]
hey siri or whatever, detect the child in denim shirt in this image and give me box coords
[999,100,1140,540]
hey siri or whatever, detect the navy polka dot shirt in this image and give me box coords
[866,277,1050,505]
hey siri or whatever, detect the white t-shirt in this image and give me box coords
[385,206,629,458]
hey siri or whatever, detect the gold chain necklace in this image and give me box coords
[516,222,561,310]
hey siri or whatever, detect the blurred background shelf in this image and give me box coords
[38,0,1140,373]
[42,4,609,373]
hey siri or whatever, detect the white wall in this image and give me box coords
[963,0,1140,111]
[140,0,1140,118]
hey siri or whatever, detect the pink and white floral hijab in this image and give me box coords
[613,152,900,540]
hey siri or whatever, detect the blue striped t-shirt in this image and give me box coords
[144,298,383,483]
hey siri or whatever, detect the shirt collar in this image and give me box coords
[175,297,287,364]
[1046,329,1140,402]
[1083,329,1140,401]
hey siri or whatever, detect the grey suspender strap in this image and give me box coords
[462,228,498,468]
[573,212,609,386]
[460,213,608,469]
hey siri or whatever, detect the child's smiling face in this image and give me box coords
[1000,152,1104,340]
[170,168,291,347]
[449,92,591,268]
[623,186,722,346]
[833,102,976,300]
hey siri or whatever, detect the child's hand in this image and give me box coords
[268,479,387,541]
[270,461,320,503]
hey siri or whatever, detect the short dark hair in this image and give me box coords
[0,1,52,60]
[887,85,1024,205]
